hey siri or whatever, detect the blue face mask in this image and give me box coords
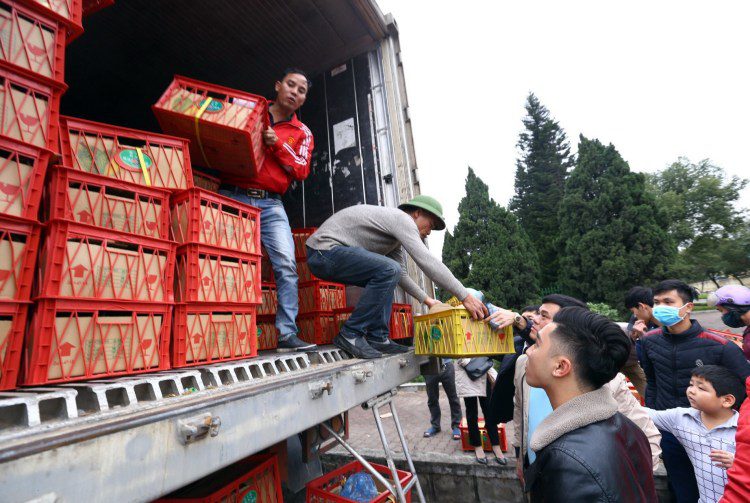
[652,304,688,327]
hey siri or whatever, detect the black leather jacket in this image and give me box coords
[524,413,656,502]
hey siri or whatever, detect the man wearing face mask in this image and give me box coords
[708,284,750,360]
[641,279,750,503]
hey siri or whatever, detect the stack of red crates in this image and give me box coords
[170,187,262,367]
[0,0,86,390]
[306,460,413,503]
[21,115,192,386]
[332,303,414,341]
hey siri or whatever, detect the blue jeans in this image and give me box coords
[219,192,298,340]
[307,246,400,342]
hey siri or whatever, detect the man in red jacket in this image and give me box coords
[720,376,750,502]
[221,68,315,352]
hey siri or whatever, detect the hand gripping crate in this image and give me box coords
[38,220,175,302]
[256,314,278,350]
[0,64,61,152]
[413,307,514,357]
[46,166,171,239]
[172,304,257,367]
[298,280,345,314]
[152,75,268,176]
[259,282,277,315]
[59,115,193,191]
[22,298,172,385]
[292,227,316,260]
[297,311,336,345]
[389,303,413,340]
[0,214,40,300]
[176,244,260,304]
[0,300,29,390]
[306,460,413,503]
[18,0,83,39]
[0,138,49,219]
[156,453,283,503]
[170,188,261,255]
[458,417,508,452]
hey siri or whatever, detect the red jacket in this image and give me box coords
[222,111,313,194]
[720,376,750,502]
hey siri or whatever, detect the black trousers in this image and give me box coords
[464,381,499,447]
[425,361,462,430]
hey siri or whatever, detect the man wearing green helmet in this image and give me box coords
[306,196,488,359]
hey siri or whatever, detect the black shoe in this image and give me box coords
[475,457,488,465]
[368,339,410,354]
[277,334,317,352]
[333,334,382,359]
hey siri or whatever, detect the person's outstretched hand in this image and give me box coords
[462,294,488,320]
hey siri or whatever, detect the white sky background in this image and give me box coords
[375,0,750,258]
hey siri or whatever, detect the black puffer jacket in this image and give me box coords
[641,320,750,410]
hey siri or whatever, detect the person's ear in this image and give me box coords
[684,302,694,314]
[275,81,281,93]
[721,394,736,410]
[552,356,573,378]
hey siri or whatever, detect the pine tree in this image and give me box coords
[442,168,539,308]
[510,94,573,289]
[557,136,674,309]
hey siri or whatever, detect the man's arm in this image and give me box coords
[720,343,750,380]
[267,126,314,181]
[386,247,428,303]
[645,407,679,435]
[640,339,657,409]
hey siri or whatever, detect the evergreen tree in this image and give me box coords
[510,94,573,289]
[442,168,539,307]
[557,136,673,308]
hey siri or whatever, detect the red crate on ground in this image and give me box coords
[172,304,257,367]
[332,307,353,331]
[260,282,277,315]
[0,300,29,390]
[0,138,49,219]
[299,281,345,314]
[170,188,261,255]
[152,75,268,176]
[297,258,317,283]
[59,115,193,191]
[0,214,39,300]
[0,64,61,152]
[22,298,172,385]
[156,453,283,503]
[0,1,66,87]
[297,311,336,345]
[292,227,316,260]
[256,314,278,350]
[458,417,508,452]
[192,169,220,192]
[306,460,413,503]
[46,166,171,239]
[20,0,82,38]
[389,303,413,340]
[176,244,260,304]
[38,220,175,302]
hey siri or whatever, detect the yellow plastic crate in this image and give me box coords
[414,308,514,357]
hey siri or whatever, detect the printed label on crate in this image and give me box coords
[199,98,224,113]
[0,238,25,299]
[115,149,153,171]
[430,325,442,341]
[240,490,257,503]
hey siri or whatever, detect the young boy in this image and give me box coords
[647,365,746,503]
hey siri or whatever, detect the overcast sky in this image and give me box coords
[375,0,750,257]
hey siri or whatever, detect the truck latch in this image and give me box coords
[178,413,221,444]
[309,380,333,399]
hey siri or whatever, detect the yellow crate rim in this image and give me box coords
[414,307,514,357]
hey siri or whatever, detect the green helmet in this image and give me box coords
[398,195,446,230]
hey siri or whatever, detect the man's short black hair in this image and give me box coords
[552,307,631,390]
[521,305,540,314]
[653,279,696,304]
[691,365,747,410]
[541,294,588,310]
[625,286,654,309]
[279,67,311,89]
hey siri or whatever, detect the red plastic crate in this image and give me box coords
[306,460,413,503]
[458,417,508,452]
[0,138,49,219]
[192,169,220,192]
[256,314,278,350]
[22,298,172,385]
[297,258,317,283]
[292,227,316,260]
[0,300,29,390]
[297,311,336,345]
[389,303,413,340]
[38,220,175,301]
[82,0,113,16]
[298,280,345,314]
[332,307,353,331]
[152,75,268,176]
[260,282,277,315]
[0,64,61,152]
[0,0,66,87]
[156,454,283,503]
[170,188,261,255]
[172,303,257,367]
[59,115,193,191]
[46,166,171,239]
[176,243,260,303]
[19,0,83,39]
[0,214,39,300]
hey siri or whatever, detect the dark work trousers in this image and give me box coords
[425,361,461,430]
[464,381,499,447]
[661,430,699,503]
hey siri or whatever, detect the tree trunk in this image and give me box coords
[733,275,745,286]
[710,276,721,289]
